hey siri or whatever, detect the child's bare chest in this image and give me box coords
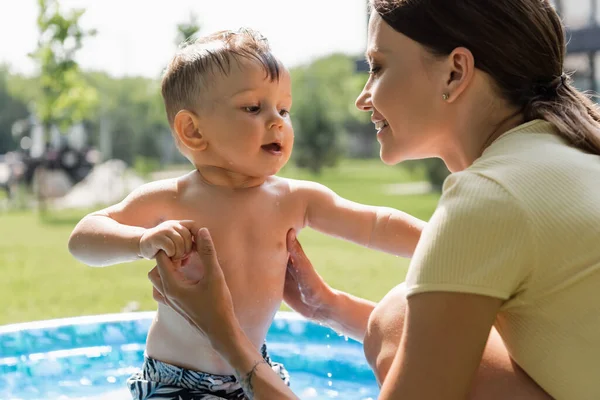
[166,186,304,279]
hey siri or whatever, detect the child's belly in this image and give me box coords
[145,304,232,374]
[146,299,283,375]
[144,211,292,374]
[145,252,288,375]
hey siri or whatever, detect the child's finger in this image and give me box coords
[158,237,176,258]
[166,231,186,259]
[179,220,197,233]
[174,224,193,256]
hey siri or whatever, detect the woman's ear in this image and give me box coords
[173,110,208,151]
[443,47,475,103]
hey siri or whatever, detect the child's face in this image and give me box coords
[197,58,294,178]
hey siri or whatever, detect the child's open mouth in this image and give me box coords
[261,142,283,155]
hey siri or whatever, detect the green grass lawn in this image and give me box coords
[0,160,439,325]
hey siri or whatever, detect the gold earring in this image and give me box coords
[442,93,449,101]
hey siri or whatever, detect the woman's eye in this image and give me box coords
[244,106,260,113]
[369,65,382,76]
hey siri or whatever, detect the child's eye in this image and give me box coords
[279,109,290,117]
[243,106,260,113]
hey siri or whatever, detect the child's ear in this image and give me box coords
[173,110,208,151]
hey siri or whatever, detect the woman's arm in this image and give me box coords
[213,325,300,399]
[379,292,502,400]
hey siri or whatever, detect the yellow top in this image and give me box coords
[405,119,600,400]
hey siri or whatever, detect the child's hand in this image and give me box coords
[139,220,196,260]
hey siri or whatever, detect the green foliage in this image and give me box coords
[298,54,369,126]
[4,70,172,166]
[133,156,161,178]
[404,158,450,191]
[292,87,340,174]
[176,12,201,45]
[0,66,29,153]
[86,72,170,164]
[29,0,98,134]
[291,54,370,174]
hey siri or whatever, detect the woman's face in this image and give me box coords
[356,12,449,165]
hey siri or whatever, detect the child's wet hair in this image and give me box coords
[161,28,282,127]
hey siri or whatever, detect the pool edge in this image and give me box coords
[0,310,305,334]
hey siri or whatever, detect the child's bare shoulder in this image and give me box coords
[269,176,317,197]
[278,177,331,197]
[274,177,335,214]
[94,172,196,227]
[117,177,179,208]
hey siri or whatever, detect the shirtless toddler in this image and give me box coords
[68,28,424,400]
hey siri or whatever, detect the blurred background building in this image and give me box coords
[558,0,600,93]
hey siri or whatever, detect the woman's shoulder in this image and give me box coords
[440,122,600,238]
[439,170,526,223]
[473,120,598,172]
[459,121,600,205]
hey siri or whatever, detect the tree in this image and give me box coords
[176,12,201,46]
[290,54,366,173]
[27,0,98,210]
[419,158,450,191]
[292,80,341,174]
[30,0,98,142]
[0,66,29,154]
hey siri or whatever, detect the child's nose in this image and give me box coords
[268,113,284,130]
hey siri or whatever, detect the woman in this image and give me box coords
[149,0,600,398]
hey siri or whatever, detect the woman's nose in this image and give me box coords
[355,85,373,112]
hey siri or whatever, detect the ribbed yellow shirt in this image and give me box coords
[405,119,600,399]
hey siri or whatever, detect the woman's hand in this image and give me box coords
[285,229,377,342]
[148,227,239,349]
[284,229,336,322]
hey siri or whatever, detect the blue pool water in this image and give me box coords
[0,312,379,399]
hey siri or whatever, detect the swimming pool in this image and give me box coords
[0,312,379,399]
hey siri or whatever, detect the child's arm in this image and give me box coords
[68,180,194,267]
[294,180,426,257]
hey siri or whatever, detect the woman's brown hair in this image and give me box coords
[370,0,600,154]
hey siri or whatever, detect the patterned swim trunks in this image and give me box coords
[127,343,290,400]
